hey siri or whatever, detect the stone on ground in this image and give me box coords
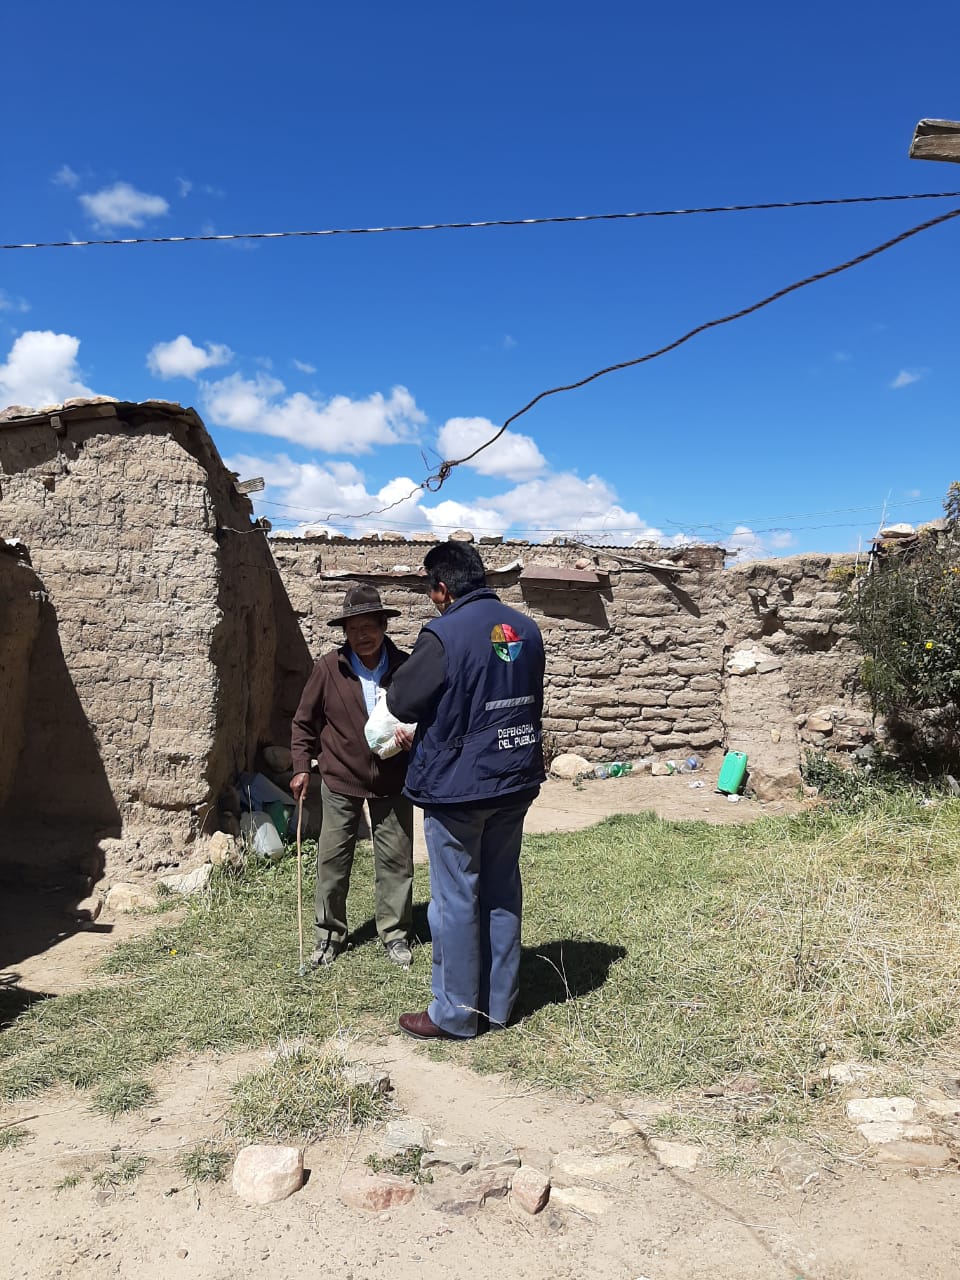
[382,1118,432,1153]
[924,1099,960,1121]
[550,1185,609,1216]
[104,882,158,913]
[874,1141,952,1169]
[846,1097,916,1125]
[338,1169,416,1211]
[549,753,592,780]
[232,1144,303,1204]
[158,862,213,896]
[648,1139,700,1171]
[423,1169,511,1215]
[858,1121,934,1145]
[511,1166,550,1214]
[771,1142,820,1192]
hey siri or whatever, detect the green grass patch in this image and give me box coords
[92,1153,148,1189]
[228,1049,387,1144]
[365,1146,433,1183]
[177,1143,231,1184]
[91,1077,155,1118]
[0,1124,30,1150]
[1,800,959,1125]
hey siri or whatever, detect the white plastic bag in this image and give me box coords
[364,689,416,760]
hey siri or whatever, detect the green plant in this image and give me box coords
[91,1077,155,1118]
[365,1146,433,1183]
[177,1144,231,1184]
[54,1172,83,1192]
[92,1153,148,1189]
[0,1125,30,1150]
[850,482,960,770]
[229,1049,386,1143]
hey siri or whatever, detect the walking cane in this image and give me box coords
[295,794,307,976]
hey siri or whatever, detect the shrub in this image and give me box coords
[849,483,960,771]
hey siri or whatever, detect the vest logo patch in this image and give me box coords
[491,622,523,663]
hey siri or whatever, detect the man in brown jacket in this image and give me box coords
[290,585,414,969]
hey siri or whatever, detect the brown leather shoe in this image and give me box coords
[398,1010,456,1041]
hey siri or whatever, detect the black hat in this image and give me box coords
[326,583,401,627]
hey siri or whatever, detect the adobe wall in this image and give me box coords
[268,534,868,798]
[0,399,278,880]
[0,542,43,812]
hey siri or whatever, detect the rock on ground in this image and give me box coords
[420,1146,478,1174]
[382,1118,432,1153]
[423,1170,511,1216]
[549,753,592,780]
[232,1144,303,1204]
[874,1141,952,1168]
[511,1166,550,1214]
[648,1139,700,1171]
[158,862,213,896]
[846,1097,916,1125]
[338,1170,417,1211]
[550,1185,609,1216]
[104,882,158,913]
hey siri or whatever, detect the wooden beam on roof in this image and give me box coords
[909,119,960,163]
[520,564,604,588]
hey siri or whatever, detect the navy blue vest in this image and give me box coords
[403,589,546,805]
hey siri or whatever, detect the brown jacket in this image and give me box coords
[290,637,410,799]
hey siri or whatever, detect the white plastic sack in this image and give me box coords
[364,689,416,760]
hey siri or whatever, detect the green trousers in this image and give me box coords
[315,779,414,947]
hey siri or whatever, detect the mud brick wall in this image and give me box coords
[0,399,278,877]
[269,535,865,787]
[0,543,43,814]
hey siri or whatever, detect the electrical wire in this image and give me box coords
[286,204,960,524]
[5,190,960,251]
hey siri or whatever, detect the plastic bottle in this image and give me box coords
[608,762,625,777]
[240,811,284,859]
[593,764,610,780]
[679,755,702,774]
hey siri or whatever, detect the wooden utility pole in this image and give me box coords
[909,119,960,163]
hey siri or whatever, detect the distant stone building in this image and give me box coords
[0,399,279,883]
[272,534,868,801]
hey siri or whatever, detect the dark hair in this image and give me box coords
[423,541,487,599]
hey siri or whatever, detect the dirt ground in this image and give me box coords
[3,776,959,1280]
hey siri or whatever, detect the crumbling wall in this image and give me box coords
[269,534,867,796]
[0,399,278,877]
[0,543,43,813]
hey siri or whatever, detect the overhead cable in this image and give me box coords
[4,190,960,251]
[299,204,960,524]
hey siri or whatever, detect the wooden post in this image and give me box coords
[909,119,960,163]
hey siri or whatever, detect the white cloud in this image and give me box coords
[175,176,192,198]
[724,525,796,562]
[51,164,79,188]
[0,330,96,409]
[203,374,425,454]
[492,472,660,541]
[79,182,169,229]
[147,335,233,380]
[890,368,927,389]
[228,444,662,545]
[435,416,546,481]
[832,350,852,363]
[0,290,30,314]
[502,335,517,350]
[292,359,317,374]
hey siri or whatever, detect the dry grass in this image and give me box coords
[1,796,958,1148]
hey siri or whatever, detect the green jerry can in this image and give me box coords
[716,751,748,795]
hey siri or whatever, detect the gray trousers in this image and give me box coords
[315,779,414,947]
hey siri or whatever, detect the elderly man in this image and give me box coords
[290,584,414,969]
[386,541,545,1039]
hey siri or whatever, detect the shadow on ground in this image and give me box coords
[514,939,627,1018]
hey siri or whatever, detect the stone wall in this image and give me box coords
[268,534,867,798]
[0,399,278,880]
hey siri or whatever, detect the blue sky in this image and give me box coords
[2,0,957,556]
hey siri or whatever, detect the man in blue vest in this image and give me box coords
[386,541,546,1040]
